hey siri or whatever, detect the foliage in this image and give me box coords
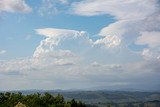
[0,92,86,107]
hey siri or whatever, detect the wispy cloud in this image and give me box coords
[0,0,32,13]
[38,0,58,16]
[58,0,68,4]
[0,50,6,55]
[25,35,32,40]
[70,0,157,19]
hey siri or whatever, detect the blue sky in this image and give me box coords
[0,0,160,91]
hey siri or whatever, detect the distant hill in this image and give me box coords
[1,90,160,107]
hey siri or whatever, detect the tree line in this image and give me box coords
[0,92,86,107]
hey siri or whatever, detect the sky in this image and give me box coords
[0,0,160,91]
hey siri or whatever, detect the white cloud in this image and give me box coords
[35,28,86,38]
[34,28,87,58]
[91,61,100,67]
[70,0,157,20]
[0,28,88,75]
[96,20,139,48]
[99,20,127,37]
[0,58,31,74]
[141,48,160,60]
[136,31,160,48]
[0,50,6,55]
[0,0,32,13]
[135,31,160,60]
[94,35,121,48]
[0,0,160,90]
[54,58,75,66]
[38,0,69,16]
[0,26,160,90]
[58,0,68,4]
[0,57,159,90]
[70,0,160,61]
[38,0,58,16]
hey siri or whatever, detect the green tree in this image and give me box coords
[54,94,64,104]
[0,92,86,107]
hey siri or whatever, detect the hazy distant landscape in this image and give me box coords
[1,90,160,107]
